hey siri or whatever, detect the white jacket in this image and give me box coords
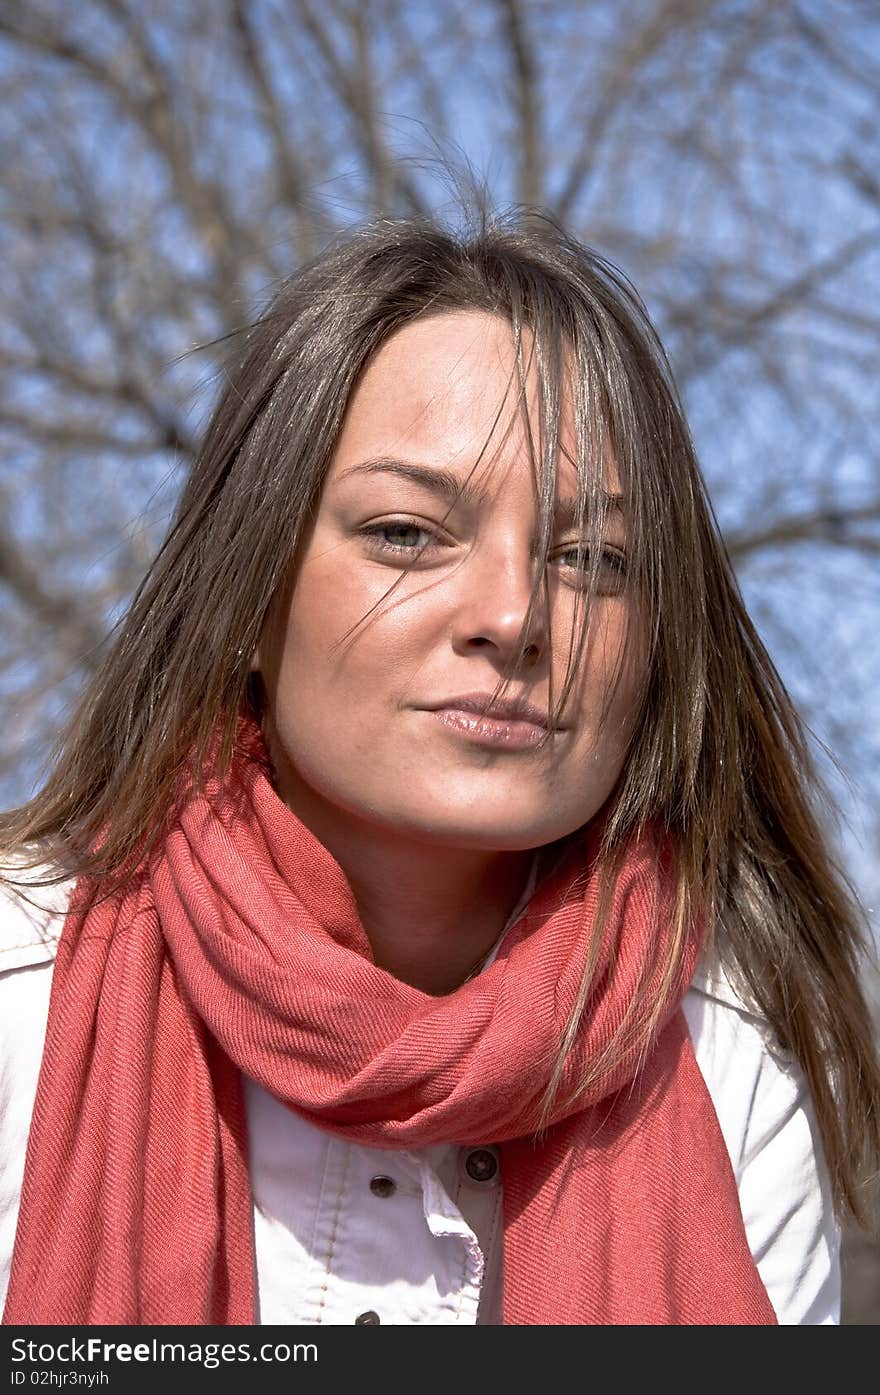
[0,874,841,1325]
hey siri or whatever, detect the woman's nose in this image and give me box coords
[449,539,549,665]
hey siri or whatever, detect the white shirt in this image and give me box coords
[0,871,841,1325]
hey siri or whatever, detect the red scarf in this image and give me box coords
[4,713,776,1325]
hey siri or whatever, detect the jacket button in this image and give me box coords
[355,1310,381,1325]
[463,1146,499,1183]
[369,1175,396,1198]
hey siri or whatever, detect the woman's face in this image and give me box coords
[256,310,647,852]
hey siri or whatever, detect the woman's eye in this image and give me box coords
[359,520,440,557]
[555,545,628,587]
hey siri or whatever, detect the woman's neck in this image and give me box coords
[343,838,535,995]
[264,727,536,994]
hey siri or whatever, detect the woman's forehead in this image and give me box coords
[331,309,620,497]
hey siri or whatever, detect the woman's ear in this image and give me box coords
[249,646,261,674]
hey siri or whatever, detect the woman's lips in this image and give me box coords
[427,707,548,749]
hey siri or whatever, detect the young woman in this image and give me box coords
[1,213,878,1326]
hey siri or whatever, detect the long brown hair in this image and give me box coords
[2,210,878,1227]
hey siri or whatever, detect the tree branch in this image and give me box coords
[495,0,541,207]
[230,0,321,262]
[726,500,880,559]
[292,0,429,215]
[0,512,107,667]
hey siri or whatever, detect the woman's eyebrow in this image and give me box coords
[336,456,623,524]
[337,457,489,508]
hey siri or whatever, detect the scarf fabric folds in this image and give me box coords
[4,714,776,1325]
